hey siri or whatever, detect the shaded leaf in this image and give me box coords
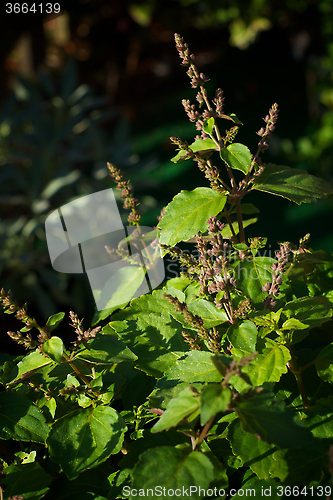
[151,386,200,433]
[0,392,49,443]
[252,163,333,204]
[48,406,127,480]
[77,334,137,364]
[3,462,50,500]
[130,447,214,499]
[200,384,231,425]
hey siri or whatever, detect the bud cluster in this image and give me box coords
[263,241,290,310]
[174,33,208,89]
[107,162,141,226]
[0,288,49,348]
[257,103,279,152]
[69,311,101,348]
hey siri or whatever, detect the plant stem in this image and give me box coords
[235,196,245,244]
[62,352,91,387]
[195,416,214,449]
[288,348,310,409]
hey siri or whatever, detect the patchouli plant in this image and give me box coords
[1,33,333,500]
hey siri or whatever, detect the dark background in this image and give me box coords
[1,0,333,351]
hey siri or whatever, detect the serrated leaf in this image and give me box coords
[0,392,49,443]
[159,187,226,247]
[151,387,200,433]
[303,396,333,438]
[227,419,276,480]
[315,344,333,383]
[42,336,64,363]
[220,143,252,174]
[252,163,333,204]
[108,289,191,377]
[3,462,50,500]
[77,334,137,364]
[235,391,313,449]
[241,339,290,386]
[131,447,214,499]
[97,265,146,311]
[47,406,127,480]
[227,320,257,353]
[282,296,332,330]
[46,312,65,332]
[200,384,231,425]
[235,257,278,308]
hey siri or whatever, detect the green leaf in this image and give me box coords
[233,243,248,251]
[240,339,290,386]
[42,336,64,363]
[221,217,258,238]
[7,349,53,385]
[303,396,333,438]
[159,187,226,247]
[235,257,277,308]
[227,419,275,480]
[151,350,222,407]
[315,344,333,383]
[54,462,112,500]
[220,143,252,174]
[202,117,215,135]
[77,334,137,364]
[169,298,229,329]
[282,296,332,331]
[48,406,127,480]
[252,163,333,204]
[46,312,65,332]
[171,138,217,163]
[222,112,243,125]
[97,265,146,311]
[200,384,231,425]
[3,462,50,500]
[151,386,200,433]
[130,447,214,499]
[108,290,191,377]
[0,392,49,443]
[235,391,313,449]
[227,320,257,353]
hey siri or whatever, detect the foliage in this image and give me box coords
[1,34,333,499]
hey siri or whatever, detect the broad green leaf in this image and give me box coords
[241,339,290,386]
[252,163,333,204]
[303,396,333,438]
[158,187,226,247]
[7,349,53,385]
[46,312,65,332]
[42,336,64,363]
[221,217,258,238]
[0,392,49,443]
[230,203,260,215]
[235,257,277,308]
[200,384,231,425]
[48,406,127,480]
[3,462,50,500]
[171,138,217,163]
[234,471,282,499]
[130,447,214,499]
[282,296,332,330]
[91,302,128,326]
[108,289,194,377]
[316,344,333,383]
[151,351,222,407]
[77,334,137,364]
[227,419,276,480]
[151,386,200,433]
[168,298,229,329]
[227,320,257,353]
[220,143,252,174]
[235,391,312,449]
[281,318,308,330]
[98,265,146,311]
[203,117,215,135]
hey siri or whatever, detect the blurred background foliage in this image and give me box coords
[1,0,333,342]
